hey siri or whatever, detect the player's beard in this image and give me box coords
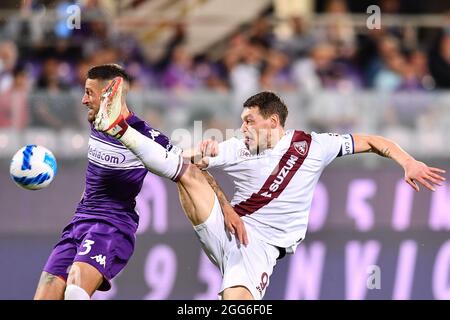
[245,137,257,154]
[254,131,271,155]
[87,109,96,122]
[87,105,99,123]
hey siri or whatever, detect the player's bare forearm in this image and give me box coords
[353,134,446,191]
[353,134,414,168]
[200,171,248,245]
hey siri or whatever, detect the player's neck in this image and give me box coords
[268,127,285,149]
[257,128,285,154]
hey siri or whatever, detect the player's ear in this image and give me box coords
[270,113,279,128]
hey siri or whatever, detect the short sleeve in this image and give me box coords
[313,132,354,167]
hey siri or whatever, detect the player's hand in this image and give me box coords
[199,138,219,157]
[223,205,248,246]
[403,159,446,192]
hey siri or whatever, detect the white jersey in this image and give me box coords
[206,130,354,253]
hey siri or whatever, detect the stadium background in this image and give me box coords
[0,0,449,299]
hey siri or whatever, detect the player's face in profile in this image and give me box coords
[240,106,272,153]
[82,78,103,123]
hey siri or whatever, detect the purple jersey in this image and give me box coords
[74,113,173,232]
[43,113,174,290]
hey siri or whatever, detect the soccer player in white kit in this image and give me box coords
[95,83,446,300]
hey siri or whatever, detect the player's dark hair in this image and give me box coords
[87,64,130,82]
[243,91,288,127]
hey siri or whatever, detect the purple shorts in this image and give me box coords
[43,218,135,291]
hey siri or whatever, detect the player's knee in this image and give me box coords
[178,163,200,184]
[222,286,254,300]
[64,284,90,300]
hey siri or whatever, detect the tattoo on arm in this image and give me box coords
[372,147,391,158]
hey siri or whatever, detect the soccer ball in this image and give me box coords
[9,145,58,190]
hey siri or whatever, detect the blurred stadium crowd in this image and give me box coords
[0,0,449,158]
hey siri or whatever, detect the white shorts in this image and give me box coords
[193,195,280,300]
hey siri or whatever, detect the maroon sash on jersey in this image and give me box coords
[233,130,312,216]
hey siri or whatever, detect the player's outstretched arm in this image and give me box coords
[353,134,446,192]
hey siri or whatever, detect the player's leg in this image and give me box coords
[222,286,253,300]
[33,271,66,300]
[95,77,216,225]
[113,128,215,225]
[115,127,263,300]
[191,193,279,300]
[176,165,216,225]
[67,220,136,299]
[220,235,280,300]
[34,224,78,300]
[116,127,216,224]
[65,262,103,299]
[34,228,99,299]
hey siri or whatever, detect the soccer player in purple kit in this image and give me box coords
[33,64,182,300]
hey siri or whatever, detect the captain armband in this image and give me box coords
[339,134,354,157]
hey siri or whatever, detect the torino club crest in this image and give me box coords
[294,141,308,156]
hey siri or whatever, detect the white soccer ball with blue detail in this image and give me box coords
[9,145,58,190]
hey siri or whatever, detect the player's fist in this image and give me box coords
[199,138,219,157]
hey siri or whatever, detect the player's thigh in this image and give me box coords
[34,271,66,300]
[222,238,279,300]
[177,164,215,225]
[222,286,253,300]
[36,224,78,299]
[193,195,230,272]
[67,262,103,296]
[72,221,135,292]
